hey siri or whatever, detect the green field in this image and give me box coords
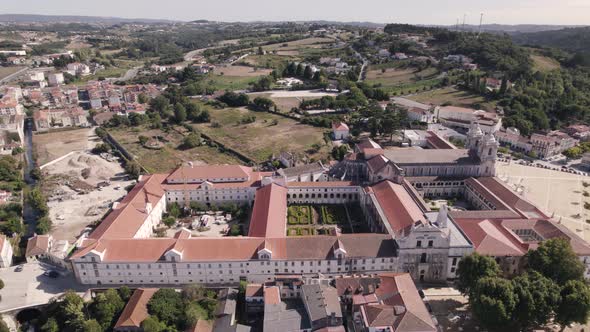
[195,107,330,163]
[201,74,260,91]
[408,86,497,111]
[108,125,243,173]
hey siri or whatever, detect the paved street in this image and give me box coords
[0,262,88,313]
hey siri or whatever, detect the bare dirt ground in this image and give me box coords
[213,65,272,77]
[497,162,590,243]
[33,128,98,166]
[43,152,134,242]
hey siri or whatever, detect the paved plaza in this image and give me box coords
[497,161,590,242]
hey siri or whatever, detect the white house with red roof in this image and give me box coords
[332,121,350,140]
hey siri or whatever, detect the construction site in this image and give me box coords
[41,149,134,242]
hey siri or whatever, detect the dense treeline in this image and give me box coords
[512,27,590,54]
[457,239,590,331]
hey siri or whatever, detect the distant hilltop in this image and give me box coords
[0,13,178,25]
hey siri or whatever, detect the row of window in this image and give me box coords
[81,257,396,269]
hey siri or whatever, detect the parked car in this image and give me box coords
[44,270,59,278]
[14,264,23,272]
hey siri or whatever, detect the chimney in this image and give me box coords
[436,204,448,228]
[146,202,153,214]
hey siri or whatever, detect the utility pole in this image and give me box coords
[462,14,466,31]
[478,13,484,38]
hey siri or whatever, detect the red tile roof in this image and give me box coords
[89,174,168,240]
[359,273,437,332]
[370,181,426,237]
[25,235,50,257]
[248,184,287,238]
[426,131,455,150]
[167,165,252,183]
[114,288,158,329]
[453,218,526,256]
[471,177,548,219]
[264,286,281,305]
[332,121,349,131]
[71,234,397,262]
[286,181,355,187]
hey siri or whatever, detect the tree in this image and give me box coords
[168,203,181,218]
[60,291,86,331]
[82,319,102,332]
[147,289,185,328]
[118,286,132,301]
[163,216,176,227]
[41,318,59,332]
[303,66,313,80]
[138,93,148,104]
[174,103,187,123]
[511,271,560,329]
[185,302,208,326]
[141,316,166,332]
[138,135,149,146]
[526,238,585,284]
[470,277,517,330]
[36,216,52,234]
[252,97,274,112]
[563,146,583,159]
[456,253,500,295]
[182,133,201,149]
[556,280,590,328]
[125,161,142,179]
[0,316,8,332]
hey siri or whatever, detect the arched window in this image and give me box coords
[420,253,427,263]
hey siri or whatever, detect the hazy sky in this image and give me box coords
[2,0,590,25]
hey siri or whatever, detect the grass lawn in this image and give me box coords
[408,86,497,111]
[108,125,243,173]
[195,107,331,163]
[201,74,260,91]
[531,54,561,72]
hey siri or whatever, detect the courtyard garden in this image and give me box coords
[286,204,368,236]
[287,205,313,225]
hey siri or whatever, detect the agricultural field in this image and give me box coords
[240,54,299,69]
[366,66,438,88]
[408,86,497,111]
[108,125,243,173]
[258,37,335,53]
[248,92,302,113]
[195,107,331,163]
[213,65,272,77]
[202,65,272,91]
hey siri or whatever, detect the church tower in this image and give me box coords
[466,122,484,156]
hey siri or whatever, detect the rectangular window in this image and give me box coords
[416,240,422,248]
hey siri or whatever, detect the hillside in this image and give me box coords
[0,14,176,25]
[512,27,590,53]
